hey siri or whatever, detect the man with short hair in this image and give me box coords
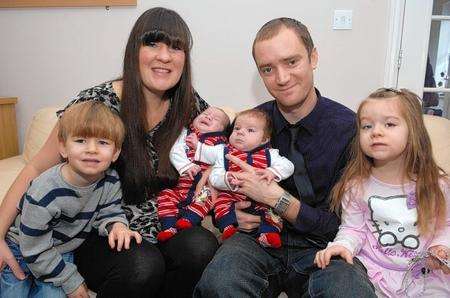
[194,18,376,297]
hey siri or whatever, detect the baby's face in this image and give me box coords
[229,115,268,152]
[193,107,229,133]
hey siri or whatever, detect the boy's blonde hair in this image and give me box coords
[331,88,447,236]
[235,109,272,139]
[58,101,125,148]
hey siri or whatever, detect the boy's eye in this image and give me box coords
[234,126,240,131]
[248,128,255,133]
[260,66,272,74]
[74,138,86,143]
[98,140,111,145]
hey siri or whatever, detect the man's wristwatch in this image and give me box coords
[273,190,292,216]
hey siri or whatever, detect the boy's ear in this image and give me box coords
[112,147,121,163]
[58,140,68,159]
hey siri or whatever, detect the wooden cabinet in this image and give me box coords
[0,97,19,160]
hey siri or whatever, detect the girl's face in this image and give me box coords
[359,98,409,168]
[229,115,268,152]
[139,41,185,98]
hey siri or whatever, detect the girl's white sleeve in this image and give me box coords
[194,143,225,165]
[267,149,295,181]
[327,191,367,256]
[430,179,450,248]
[170,128,195,175]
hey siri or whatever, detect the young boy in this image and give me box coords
[190,109,294,248]
[157,106,230,242]
[0,101,141,298]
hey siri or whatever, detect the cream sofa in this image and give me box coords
[1,107,450,204]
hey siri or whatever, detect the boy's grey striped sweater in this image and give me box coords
[7,164,128,294]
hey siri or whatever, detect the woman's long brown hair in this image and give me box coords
[331,88,447,236]
[118,7,197,204]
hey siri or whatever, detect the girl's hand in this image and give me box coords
[195,166,212,196]
[0,239,25,280]
[68,283,90,298]
[235,201,261,232]
[428,245,450,274]
[185,133,199,150]
[314,245,353,269]
[108,222,142,252]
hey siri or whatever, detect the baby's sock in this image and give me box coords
[157,227,177,242]
[222,225,237,240]
[258,232,281,248]
[176,218,193,230]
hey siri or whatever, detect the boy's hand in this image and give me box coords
[185,133,199,150]
[314,245,353,269]
[256,168,276,184]
[428,245,450,274]
[185,164,201,180]
[226,172,240,189]
[0,239,25,279]
[68,283,89,298]
[108,222,142,252]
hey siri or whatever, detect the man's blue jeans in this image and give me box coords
[194,232,376,297]
[0,239,72,298]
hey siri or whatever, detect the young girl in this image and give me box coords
[314,88,450,297]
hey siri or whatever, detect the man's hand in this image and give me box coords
[185,164,201,180]
[0,239,25,280]
[185,133,199,150]
[68,283,90,298]
[255,168,276,184]
[108,222,142,252]
[314,245,353,269]
[428,245,450,274]
[225,154,283,206]
[235,201,261,232]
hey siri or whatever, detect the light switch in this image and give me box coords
[333,10,352,30]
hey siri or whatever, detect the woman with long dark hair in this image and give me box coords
[0,7,218,297]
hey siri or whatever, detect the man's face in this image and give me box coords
[253,27,318,112]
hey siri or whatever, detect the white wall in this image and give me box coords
[0,0,389,150]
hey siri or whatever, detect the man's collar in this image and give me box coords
[273,88,324,135]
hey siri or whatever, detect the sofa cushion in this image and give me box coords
[424,115,450,174]
[0,156,26,203]
[22,107,59,163]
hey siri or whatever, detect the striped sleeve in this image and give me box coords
[92,172,128,236]
[19,192,84,294]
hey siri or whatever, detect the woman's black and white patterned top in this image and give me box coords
[58,81,208,243]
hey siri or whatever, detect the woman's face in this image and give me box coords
[139,41,186,97]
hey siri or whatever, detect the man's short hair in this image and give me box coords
[58,101,125,148]
[252,17,315,60]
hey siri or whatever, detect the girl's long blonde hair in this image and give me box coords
[331,88,447,236]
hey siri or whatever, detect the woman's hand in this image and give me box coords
[428,245,450,274]
[0,239,25,279]
[225,154,283,206]
[314,245,353,269]
[108,222,142,252]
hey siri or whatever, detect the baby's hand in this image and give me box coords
[186,133,199,150]
[314,245,353,269]
[256,168,276,184]
[428,245,450,274]
[108,222,142,252]
[226,172,241,190]
[185,164,201,180]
